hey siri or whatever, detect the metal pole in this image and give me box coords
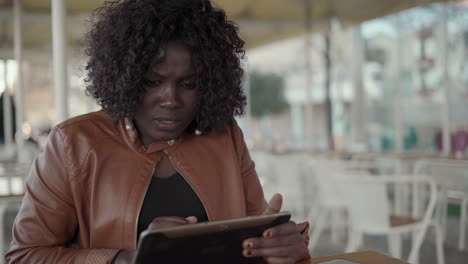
[441,2,452,156]
[393,14,405,217]
[13,0,24,146]
[394,15,404,153]
[304,0,315,150]
[351,26,366,148]
[52,0,69,123]
[323,23,334,150]
[3,60,13,146]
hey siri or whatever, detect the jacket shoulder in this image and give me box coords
[53,110,121,143]
[55,111,115,134]
[50,111,122,179]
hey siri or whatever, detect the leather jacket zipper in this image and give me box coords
[168,155,211,221]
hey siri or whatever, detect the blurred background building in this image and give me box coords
[1,0,468,156]
[0,0,467,263]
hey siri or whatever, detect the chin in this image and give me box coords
[153,130,184,141]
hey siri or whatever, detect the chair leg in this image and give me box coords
[338,209,348,244]
[306,198,320,226]
[441,193,448,241]
[345,228,362,253]
[458,198,467,251]
[309,209,328,252]
[388,233,402,260]
[434,223,446,264]
[408,227,428,264]
[331,210,339,243]
[435,195,445,241]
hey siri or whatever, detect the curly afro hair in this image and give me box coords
[84,0,246,133]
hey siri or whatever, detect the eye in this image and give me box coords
[180,81,195,90]
[143,79,162,88]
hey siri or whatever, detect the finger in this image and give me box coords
[185,216,198,224]
[148,216,193,230]
[262,221,298,238]
[243,246,299,258]
[243,233,302,249]
[148,220,185,229]
[264,193,283,215]
[264,257,297,264]
[153,216,190,224]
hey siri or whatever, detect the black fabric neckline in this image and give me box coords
[137,172,208,240]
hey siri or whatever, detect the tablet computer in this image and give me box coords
[134,211,291,264]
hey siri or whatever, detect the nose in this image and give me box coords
[158,83,181,108]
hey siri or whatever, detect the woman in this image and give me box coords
[6,0,309,263]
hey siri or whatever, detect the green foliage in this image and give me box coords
[365,46,386,65]
[249,71,289,118]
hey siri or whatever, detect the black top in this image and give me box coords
[137,172,208,239]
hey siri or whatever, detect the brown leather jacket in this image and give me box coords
[6,110,309,264]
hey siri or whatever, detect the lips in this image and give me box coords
[153,117,181,130]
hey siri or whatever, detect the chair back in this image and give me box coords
[340,175,437,233]
[252,152,307,217]
[414,159,468,193]
[309,160,348,208]
[340,176,391,232]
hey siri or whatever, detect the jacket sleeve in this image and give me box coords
[6,128,119,264]
[231,122,311,260]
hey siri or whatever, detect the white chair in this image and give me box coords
[447,190,468,251]
[413,159,468,251]
[305,159,350,250]
[250,151,276,199]
[340,175,443,264]
[251,152,306,219]
[267,154,307,219]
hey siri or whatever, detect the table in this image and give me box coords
[298,251,409,264]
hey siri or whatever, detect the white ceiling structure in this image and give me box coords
[0,0,443,57]
[0,0,453,147]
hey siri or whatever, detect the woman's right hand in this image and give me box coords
[113,216,198,264]
[147,216,198,229]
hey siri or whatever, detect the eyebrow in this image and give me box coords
[148,72,196,80]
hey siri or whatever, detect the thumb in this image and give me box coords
[185,216,198,224]
[263,193,283,215]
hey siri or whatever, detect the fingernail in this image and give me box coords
[246,250,252,256]
[246,242,253,248]
[264,231,272,238]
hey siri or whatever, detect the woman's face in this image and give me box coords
[134,42,198,145]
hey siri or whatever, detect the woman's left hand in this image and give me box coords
[242,194,304,264]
